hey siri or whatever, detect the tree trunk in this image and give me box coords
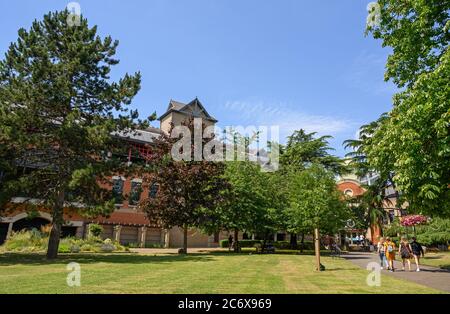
[369,224,375,244]
[378,220,384,237]
[183,226,188,254]
[46,190,65,259]
[299,233,305,252]
[290,233,297,249]
[314,228,321,271]
[233,228,239,253]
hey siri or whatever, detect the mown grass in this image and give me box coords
[0,252,443,294]
[421,252,450,270]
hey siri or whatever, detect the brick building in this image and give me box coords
[0,98,237,247]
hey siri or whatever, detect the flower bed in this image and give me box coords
[0,230,128,253]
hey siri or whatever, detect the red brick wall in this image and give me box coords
[337,181,365,197]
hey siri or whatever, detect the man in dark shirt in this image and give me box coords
[410,237,425,272]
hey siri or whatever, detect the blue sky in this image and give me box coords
[0,0,397,156]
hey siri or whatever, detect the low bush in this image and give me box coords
[88,224,103,237]
[384,217,450,247]
[219,239,315,250]
[0,230,128,253]
[220,239,263,248]
[144,243,163,248]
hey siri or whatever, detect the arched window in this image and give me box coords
[344,189,353,197]
[149,182,159,198]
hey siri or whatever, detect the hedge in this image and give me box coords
[219,239,315,250]
[219,239,262,248]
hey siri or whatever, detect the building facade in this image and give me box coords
[0,98,238,247]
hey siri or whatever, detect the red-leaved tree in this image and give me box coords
[138,119,229,254]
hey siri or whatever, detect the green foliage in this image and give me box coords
[0,229,46,252]
[281,130,346,175]
[285,164,350,235]
[417,232,450,247]
[362,0,450,217]
[219,239,263,248]
[384,217,450,247]
[0,230,127,253]
[367,0,450,88]
[88,224,103,237]
[209,160,286,241]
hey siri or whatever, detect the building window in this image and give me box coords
[129,181,142,206]
[112,178,124,204]
[344,189,353,197]
[149,182,159,198]
[388,210,395,223]
[277,233,286,241]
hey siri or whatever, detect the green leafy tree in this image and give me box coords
[281,129,346,247]
[285,165,349,236]
[367,0,450,88]
[285,164,349,269]
[204,161,286,252]
[0,11,146,258]
[207,161,265,252]
[365,1,450,216]
[282,129,347,175]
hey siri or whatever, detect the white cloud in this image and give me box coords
[223,100,355,141]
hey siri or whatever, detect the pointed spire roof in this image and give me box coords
[158,98,217,122]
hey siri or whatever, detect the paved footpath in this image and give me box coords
[342,252,450,292]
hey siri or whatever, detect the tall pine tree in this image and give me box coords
[0,11,147,258]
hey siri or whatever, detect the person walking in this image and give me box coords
[377,237,389,270]
[384,237,396,272]
[228,235,233,251]
[410,237,425,272]
[399,237,412,271]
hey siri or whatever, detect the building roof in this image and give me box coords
[158,98,218,122]
[111,128,162,145]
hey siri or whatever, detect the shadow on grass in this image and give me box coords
[0,249,346,266]
[0,252,216,266]
[420,267,450,273]
[423,256,445,260]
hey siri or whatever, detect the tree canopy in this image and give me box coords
[363,0,450,217]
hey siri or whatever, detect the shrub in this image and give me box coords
[220,239,263,248]
[0,230,128,253]
[70,244,80,253]
[417,232,450,247]
[145,243,163,248]
[3,230,44,252]
[100,243,116,252]
[88,224,103,237]
[80,243,94,252]
[219,239,229,248]
[58,242,71,253]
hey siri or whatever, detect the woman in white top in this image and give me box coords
[377,237,389,269]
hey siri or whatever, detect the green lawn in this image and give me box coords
[421,252,450,270]
[0,252,442,294]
